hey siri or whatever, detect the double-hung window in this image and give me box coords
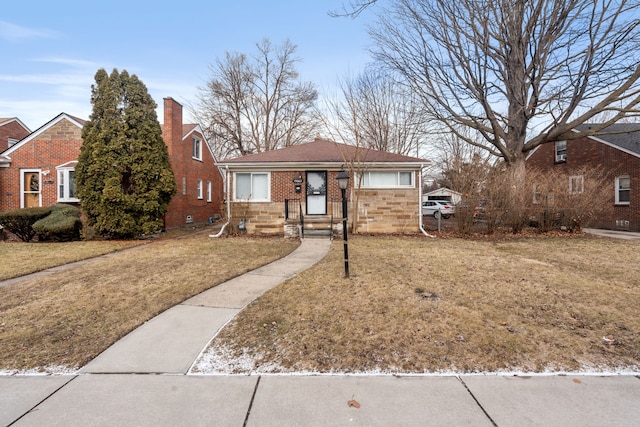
[616,175,630,205]
[359,171,414,188]
[555,141,567,162]
[569,175,584,194]
[235,172,269,201]
[192,136,202,160]
[206,180,212,202]
[197,179,204,199]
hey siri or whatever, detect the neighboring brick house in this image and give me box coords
[0,98,223,230]
[526,123,640,231]
[217,138,429,236]
[161,97,223,229]
[0,117,31,152]
[0,113,85,212]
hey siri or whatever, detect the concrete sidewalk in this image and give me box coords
[2,237,640,426]
[3,373,639,426]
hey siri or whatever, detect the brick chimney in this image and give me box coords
[163,97,183,157]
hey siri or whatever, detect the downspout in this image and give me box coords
[210,165,231,238]
[419,164,436,238]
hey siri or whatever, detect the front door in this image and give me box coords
[306,171,327,215]
[22,171,41,208]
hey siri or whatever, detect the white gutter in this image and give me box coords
[418,164,436,238]
[209,165,231,238]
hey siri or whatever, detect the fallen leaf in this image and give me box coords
[573,378,581,384]
[348,399,361,408]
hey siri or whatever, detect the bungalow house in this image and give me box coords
[526,123,640,232]
[217,138,429,237]
[0,98,223,231]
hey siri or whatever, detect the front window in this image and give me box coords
[360,171,414,188]
[235,172,269,201]
[555,140,567,162]
[616,175,630,204]
[207,180,212,202]
[569,175,584,194]
[57,168,79,202]
[192,136,202,160]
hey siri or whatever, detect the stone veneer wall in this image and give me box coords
[231,201,286,234]
[354,188,421,234]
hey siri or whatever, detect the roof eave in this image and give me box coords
[217,161,427,170]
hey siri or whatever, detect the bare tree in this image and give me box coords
[320,69,430,232]
[336,0,640,171]
[192,38,321,160]
[322,69,429,155]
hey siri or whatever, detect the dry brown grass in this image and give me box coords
[0,234,298,371]
[0,240,143,281]
[208,234,640,374]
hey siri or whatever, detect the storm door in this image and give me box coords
[22,170,41,208]
[306,171,327,215]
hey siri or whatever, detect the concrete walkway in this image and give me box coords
[584,228,640,240]
[2,237,640,426]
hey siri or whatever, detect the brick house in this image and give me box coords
[217,138,429,236]
[526,123,640,231]
[161,98,223,229]
[0,98,223,230]
[0,117,31,152]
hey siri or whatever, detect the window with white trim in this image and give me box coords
[197,179,203,199]
[555,141,567,162]
[359,171,414,188]
[192,136,202,160]
[235,172,270,201]
[616,175,630,205]
[57,168,79,202]
[569,175,584,194]
[206,180,212,202]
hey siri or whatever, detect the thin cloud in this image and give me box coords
[0,20,59,41]
[33,57,100,69]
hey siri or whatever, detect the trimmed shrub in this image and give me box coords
[32,204,82,242]
[0,207,52,242]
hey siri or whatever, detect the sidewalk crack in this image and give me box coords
[243,376,261,427]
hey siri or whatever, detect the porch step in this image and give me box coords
[303,228,333,238]
[302,216,334,239]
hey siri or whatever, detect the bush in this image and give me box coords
[32,204,82,242]
[0,207,52,242]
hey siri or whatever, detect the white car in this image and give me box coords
[422,200,455,219]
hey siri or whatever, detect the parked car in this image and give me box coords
[422,200,455,219]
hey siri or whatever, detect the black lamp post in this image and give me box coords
[336,169,350,278]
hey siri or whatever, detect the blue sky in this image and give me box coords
[1,1,380,131]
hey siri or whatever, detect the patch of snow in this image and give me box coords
[190,344,640,377]
[0,365,77,376]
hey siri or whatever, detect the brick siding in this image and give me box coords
[0,118,82,211]
[162,98,224,229]
[527,137,640,231]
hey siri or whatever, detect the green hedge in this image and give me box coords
[0,207,52,242]
[33,204,82,242]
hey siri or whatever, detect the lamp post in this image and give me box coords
[336,169,350,278]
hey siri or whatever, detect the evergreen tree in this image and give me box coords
[76,68,177,238]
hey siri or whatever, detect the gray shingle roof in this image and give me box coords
[575,123,640,155]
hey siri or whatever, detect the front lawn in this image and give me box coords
[197,234,640,374]
[0,234,299,372]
